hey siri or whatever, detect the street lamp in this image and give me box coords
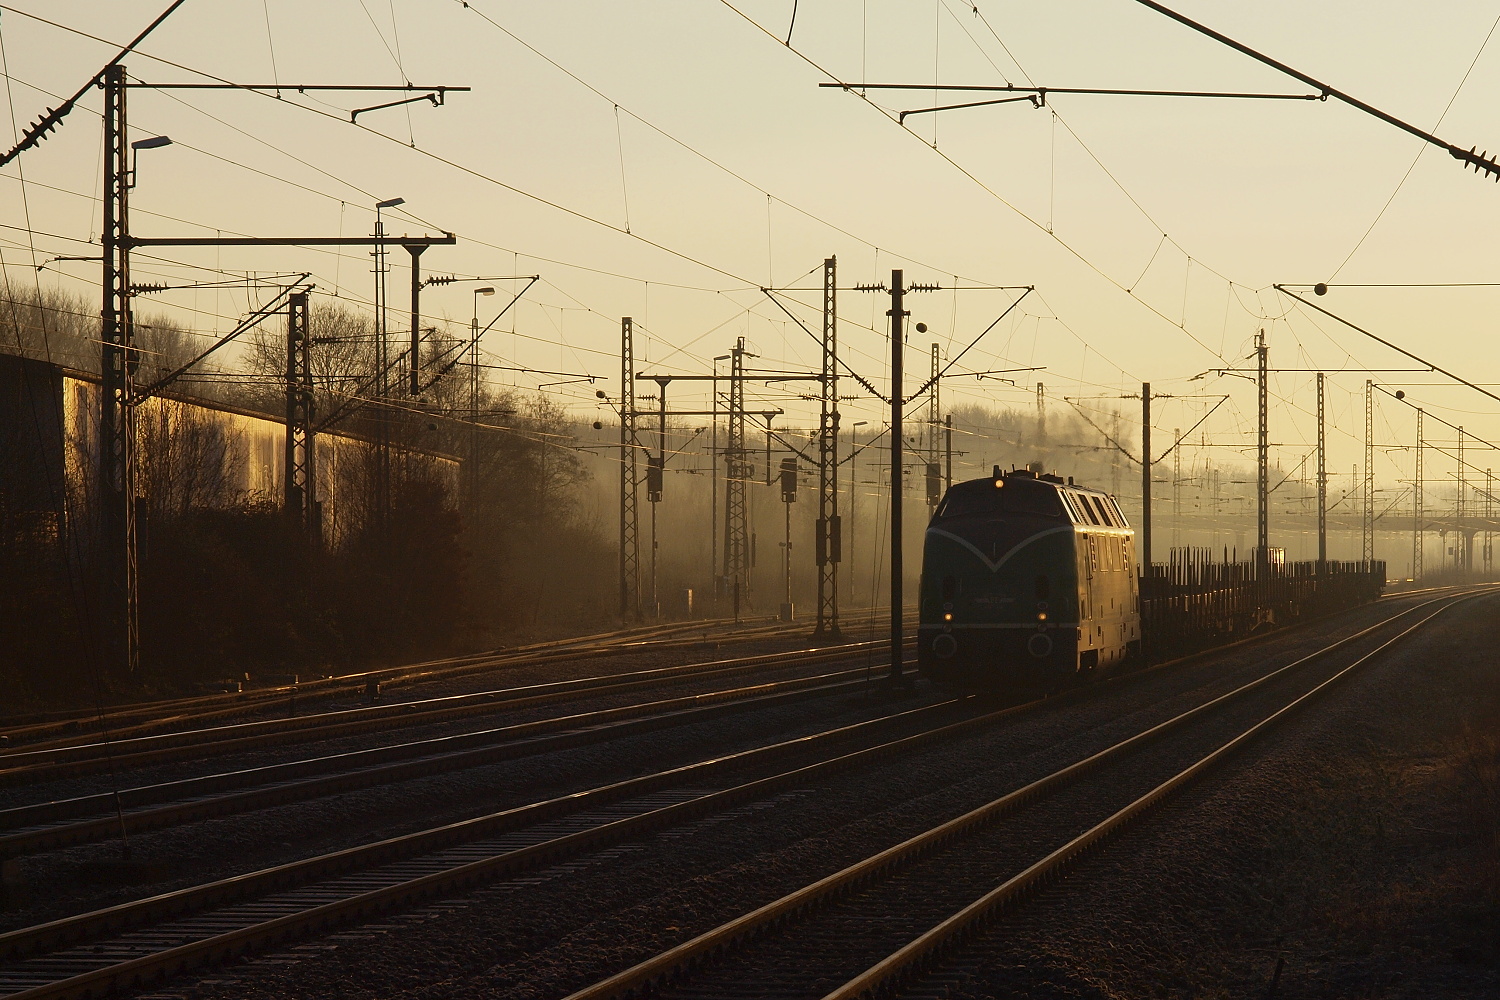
[372,197,404,397]
[472,286,496,354]
[128,135,171,188]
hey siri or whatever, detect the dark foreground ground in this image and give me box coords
[124,595,1499,1000]
[947,592,1500,999]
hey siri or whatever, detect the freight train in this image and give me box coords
[917,465,1142,689]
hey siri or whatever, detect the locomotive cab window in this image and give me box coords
[935,478,1064,520]
[1004,479,1064,517]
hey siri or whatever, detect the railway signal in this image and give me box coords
[780,457,798,621]
[779,457,798,503]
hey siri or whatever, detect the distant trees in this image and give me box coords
[0,286,615,706]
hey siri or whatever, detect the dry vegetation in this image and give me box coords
[1,285,610,708]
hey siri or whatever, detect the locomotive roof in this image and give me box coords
[936,468,1131,528]
[971,467,1115,496]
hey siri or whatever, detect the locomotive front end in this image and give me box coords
[918,471,1081,690]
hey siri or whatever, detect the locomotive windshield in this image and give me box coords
[935,477,1064,520]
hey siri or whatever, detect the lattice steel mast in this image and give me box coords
[814,257,841,636]
[619,317,640,619]
[283,290,317,535]
[1255,330,1268,563]
[100,64,137,675]
[725,338,751,619]
[1316,372,1326,567]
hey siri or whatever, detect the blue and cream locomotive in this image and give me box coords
[918,466,1142,690]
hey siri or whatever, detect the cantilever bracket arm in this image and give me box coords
[1152,394,1230,464]
[352,89,455,123]
[659,426,708,468]
[839,425,892,467]
[1063,397,1141,465]
[900,94,1040,123]
[821,82,1320,124]
[764,426,817,466]
[905,287,1034,401]
[134,275,312,402]
[415,276,541,394]
[759,289,887,402]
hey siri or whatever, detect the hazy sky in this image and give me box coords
[4,0,1500,498]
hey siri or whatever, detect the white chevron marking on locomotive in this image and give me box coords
[925,525,1075,574]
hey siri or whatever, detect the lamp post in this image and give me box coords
[374,196,404,392]
[371,197,403,536]
[850,420,868,607]
[469,286,495,507]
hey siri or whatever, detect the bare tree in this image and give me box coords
[137,399,247,523]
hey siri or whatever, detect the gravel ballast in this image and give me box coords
[79,591,1482,1000]
[912,589,1500,999]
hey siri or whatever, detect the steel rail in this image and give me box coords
[823,591,1484,999]
[5,586,1428,844]
[0,616,861,754]
[0,594,1449,997]
[560,589,1483,1000]
[0,617,743,734]
[0,640,899,785]
[0,616,789,748]
[5,634,862,760]
[0,660,898,859]
[0,680,981,982]
[0,608,909,743]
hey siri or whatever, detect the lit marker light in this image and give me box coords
[1037,612,1048,621]
[943,613,953,621]
[993,480,1004,489]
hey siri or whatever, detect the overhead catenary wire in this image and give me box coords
[2,0,1476,497]
[2,5,1158,440]
[1327,10,1500,279]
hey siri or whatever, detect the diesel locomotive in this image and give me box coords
[918,466,1142,690]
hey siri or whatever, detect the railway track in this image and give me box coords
[0,590,1474,999]
[0,637,903,786]
[0,649,912,860]
[0,672,981,1000]
[560,587,1487,1000]
[0,614,803,750]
